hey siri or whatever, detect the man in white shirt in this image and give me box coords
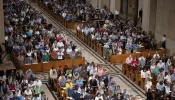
[49,67,57,79]
[62,12,67,18]
[16,89,21,97]
[33,78,42,87]
[57,40,64,48]
[125,55,133,64]
[153,51,160,60]
[66,47,72,55]
[24,87,32,96]
[115,9,119,19]
[57,49,64,60]
[87,63,94,72]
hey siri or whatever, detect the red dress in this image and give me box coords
[131,60,138,70]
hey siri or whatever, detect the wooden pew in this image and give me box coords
[130,69,137,82]
[135,73,142,88]
[126,64,131,78]
[21,57,85,72]
[110,49,166,64]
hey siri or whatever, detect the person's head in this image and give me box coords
[129,55,132,58]
[61,74,65,78]
[123,89,127,93]
[80,94,83,98]
[165,72,168,76]
[117,93,121,98]
[159,81,164,85]
[117,85,120,89]
[155,51,158,54]
[97,93,101,97]
[159,60,162,63]
[73,89,77,93]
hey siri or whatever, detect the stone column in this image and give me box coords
[133,0,138,26]
[0,0,4,45]
[142,0,151,32]
[98,0,103,8]
[123,0,128,19]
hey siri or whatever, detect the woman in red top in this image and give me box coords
[131,57,138,70]
[9,83,15,93]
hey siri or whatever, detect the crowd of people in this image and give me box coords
[41,0,111,22]
[2,0,172,100]
[4,0,82,67]
[0,69,48,100]
[76,18,159,59]
[49,62,144,100]
[125,51,175,100]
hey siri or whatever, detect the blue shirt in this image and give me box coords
[76,80,83,86]
[156,83,165,91]
[26,32,32,37]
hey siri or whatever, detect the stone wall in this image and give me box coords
[155,0,175,55]
[0,0,4,44]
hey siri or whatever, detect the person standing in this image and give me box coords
[161,34,166,49]
[115,9,119,19]
[139,8,143,23]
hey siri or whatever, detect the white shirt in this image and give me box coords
[27,52,32,57]
[95,96,104,100]
[153,53,160,59]
[62,13,67,18]
[66,48,72,55]
[57,42,64,48]
[145,81,152,91]
[8,27,13,32]
[32,97,41,100]
[165,86,170,95]
[53,47,58,52]
[141,70,146,78]
[87,65,93,72]
[16,90,21,97]
[33,80,42,87]
[125,57,133,64]
[162,37,166,42]
[35,31,40,35]
[115,10,119,15]
[24,89,32,96]
[5,36,8,40]
[57,52,64,59]
[164,75,171,83]
[49,69,58,79]
[28,83,34,89]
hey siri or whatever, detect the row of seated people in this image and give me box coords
[76,18,166,58]
[4,0,82,67]
[49,62,143,100]
[41,0,110,22]
[124,51,175,100]
[0,69,47,100]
